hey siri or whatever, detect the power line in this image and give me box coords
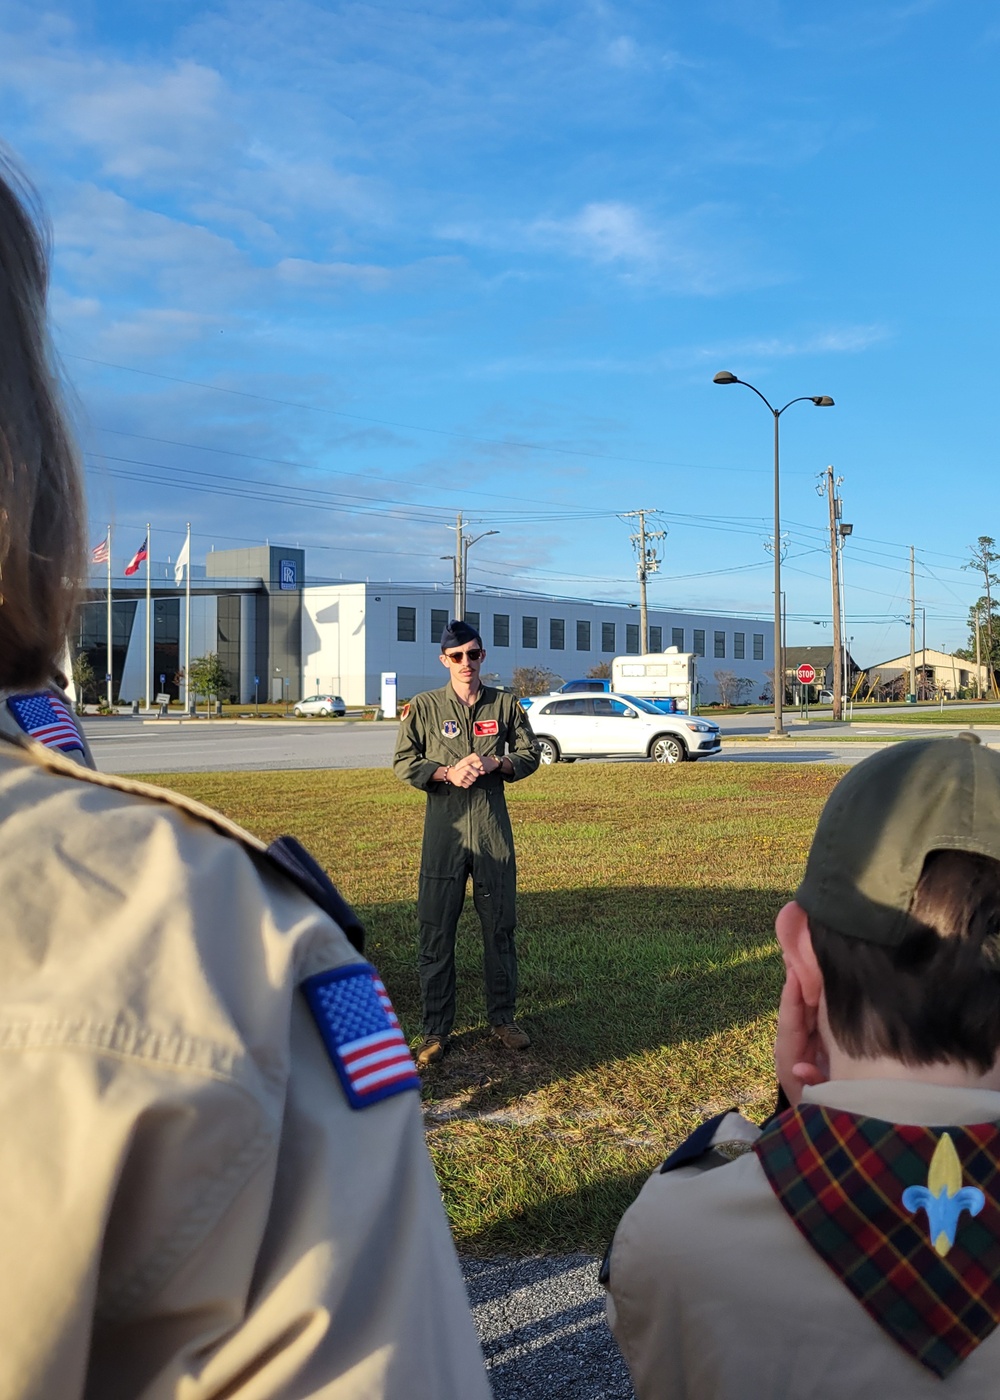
[69,352,807,476]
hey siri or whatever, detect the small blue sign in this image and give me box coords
[279,559,297,590]
[254,675,259,685]
[159,673,166,685]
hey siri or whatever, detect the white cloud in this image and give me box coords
[530,201,661,268]
[606,35,641,68]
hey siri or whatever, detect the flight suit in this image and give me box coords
[0,729,491,1400]
[393,684,539,1037]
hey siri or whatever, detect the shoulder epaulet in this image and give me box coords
[659,1108,761,1173]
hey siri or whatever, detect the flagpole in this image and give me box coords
[106,523,113,708]
[184,522,191,713]
[145,521,151,710]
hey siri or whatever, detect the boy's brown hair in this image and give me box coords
[0,152,85,690]
[810,848,1000,1073]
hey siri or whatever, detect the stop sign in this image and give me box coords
[796,663,817,685]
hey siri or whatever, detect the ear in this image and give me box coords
[775,901,823,1009]
[439,654,449,670]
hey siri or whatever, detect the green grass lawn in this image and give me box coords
[139,762,843,1255]
[849,706,1000,725]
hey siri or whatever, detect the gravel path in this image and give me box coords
[462,1255,634,1399]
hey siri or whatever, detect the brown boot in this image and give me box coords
[416,1035,448,1068]
[491,1022,531,1050]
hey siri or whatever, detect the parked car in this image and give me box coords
[293,694,346,717]
[558,678,611,693]
[525,692,720,764]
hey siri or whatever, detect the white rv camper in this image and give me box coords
[611,649,697,713]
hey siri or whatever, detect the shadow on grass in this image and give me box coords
[361,883,786,1114]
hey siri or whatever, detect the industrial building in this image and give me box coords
[77,544,775,706]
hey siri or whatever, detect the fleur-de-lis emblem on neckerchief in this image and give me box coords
[902,1132,986,1257]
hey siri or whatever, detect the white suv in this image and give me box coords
[525,692,721,764]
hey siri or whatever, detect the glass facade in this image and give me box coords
[753,633,764,660]
[714,630,726,658]
[693,629,706,656]
[672,627,684,650]
[522,615,538,648]
[576,620,591,651]
[494,614,510,647]
[550,618,565,650]
[602,622,616,652]
[626,623,640,654]
[734,632,745,659]
[648,625,662,652]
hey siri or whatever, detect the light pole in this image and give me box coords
[713,371,835,737]
[459,529,499,620]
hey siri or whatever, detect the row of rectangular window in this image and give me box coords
[401,607,764,660]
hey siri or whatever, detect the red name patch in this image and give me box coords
[473,719,499,737]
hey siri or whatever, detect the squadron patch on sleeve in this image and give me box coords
[302,962,420,1110]
[7,692,85,755]
[442,719,460,737]
[399,702,410,720]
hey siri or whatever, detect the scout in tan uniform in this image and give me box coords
[0,154,491,1400]
[393,619,539,1067]
[605,736,1000,1398]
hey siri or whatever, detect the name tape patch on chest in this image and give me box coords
[473,719,499,737]
[302,963,420,1110]
[7,692,85,754]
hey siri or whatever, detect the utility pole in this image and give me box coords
[453,511,463,619]
[448,512,498,621]
[622,509,666,651]
[821,467,844,721]
[976,604,983,699]
[909,545,916,704]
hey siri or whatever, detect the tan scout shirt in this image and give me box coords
[607,1081,1000,1400]
[0,739,491,1400]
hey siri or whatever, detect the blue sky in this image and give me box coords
[2,0,996,663]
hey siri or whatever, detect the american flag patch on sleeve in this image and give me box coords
[7,692,85,754]
[302,963,420,1109]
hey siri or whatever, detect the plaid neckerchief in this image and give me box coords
[755,1104,1000,1377]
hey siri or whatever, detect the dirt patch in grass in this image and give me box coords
[141,762,843,1253]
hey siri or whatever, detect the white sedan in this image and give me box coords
[525,693,721,764]
[293,693,346,717]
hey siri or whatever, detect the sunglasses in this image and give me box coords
[444,648,484,663]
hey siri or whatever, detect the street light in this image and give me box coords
[713,371,835,736]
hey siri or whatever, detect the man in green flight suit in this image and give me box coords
[394,619,541,1067]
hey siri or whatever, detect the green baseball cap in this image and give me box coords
[796,733,1000,946]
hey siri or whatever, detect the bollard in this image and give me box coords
[131,699,139,716]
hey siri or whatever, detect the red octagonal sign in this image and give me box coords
[796,663,817,685]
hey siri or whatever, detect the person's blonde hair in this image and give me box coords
[0,153,85,689]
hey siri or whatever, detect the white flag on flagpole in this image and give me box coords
[174,534,190,585]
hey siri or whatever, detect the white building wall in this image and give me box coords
[304,583,774,705]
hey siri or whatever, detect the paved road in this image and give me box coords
[85,718,399,773]
[82,710,1000,775]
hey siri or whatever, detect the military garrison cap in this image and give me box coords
[440,618,483,651]
[796,733,1000,946]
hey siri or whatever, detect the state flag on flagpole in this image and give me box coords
[173,534,190,586]
[91,536,110,565]
[124,536,148,576]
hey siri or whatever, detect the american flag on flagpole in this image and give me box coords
[91,536,110,565]
[302,964,420,1109]
[124,535,148,576]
